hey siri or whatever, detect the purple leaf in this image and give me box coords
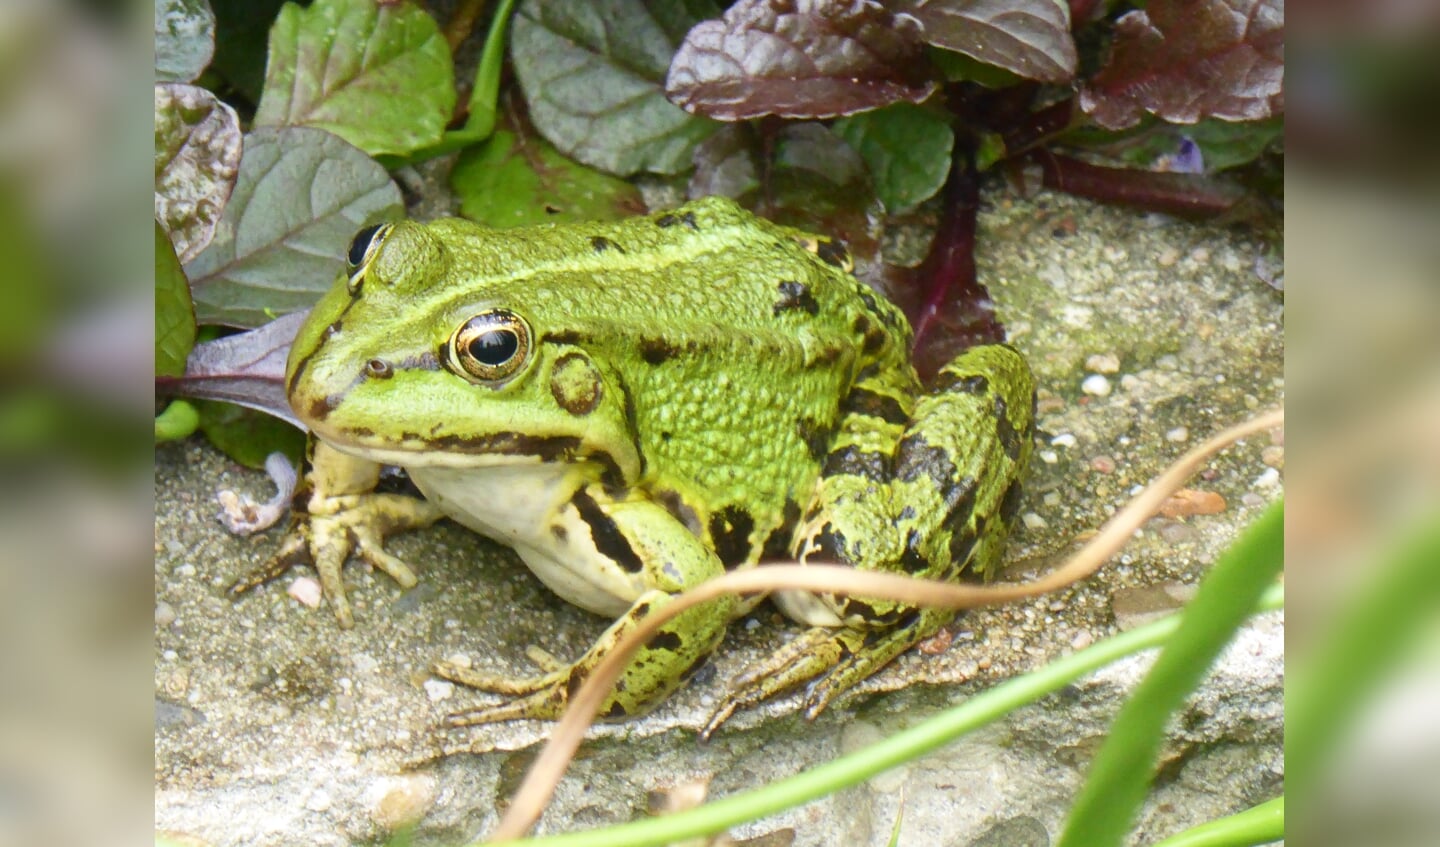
[158,310,309,430]
[666,0,937,121]
[895,0,1078,83]
[1079,0,1284,130]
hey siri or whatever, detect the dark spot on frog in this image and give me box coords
[993,395,1023,461]
[859,290,879,314]
[852,315,887,354]
[708,506,755,569]
[948,525,977,566]
[655,489,702,536]
[565,669,589,701]
[813,522,851,564]
[550,524,568,543]
[395,351,440,372]
[572,489,644,573]
[840,386,909,426]
[590,235,624,253]
[815,239,851,269]
[762,499,802,559]
[549,352,603,417]
[824,445,888,483]
[364,358,393,379]
[545,329,592,347]
[795,418,834,462]
[999,478,1024,525]
[603,702,628,719]
[773,280,819,316]
[638,337,686,365]
[898,505,916,521]
[935,370,989,395]
[900,528,929,573]
[655,211,698,230]
[325,320,343,339]
[305,395,336,422]
[661,559,683,582]
[895,433,958,488]
[647,631,683,652]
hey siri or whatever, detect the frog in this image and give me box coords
[246,195,1035,737]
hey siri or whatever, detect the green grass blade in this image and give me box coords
[1057,500,1284,847]
[1148,795,1283,847]
[1286,514,1440,803]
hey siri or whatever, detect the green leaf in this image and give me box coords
[154,83,242,263]
[155,220,197,378]
[155,400,201,441]
[155,0,216,83]
[451,130,645,228]
[1058,500,1285,847]
[832,103,954,213]
[194,399,305,470]
[1060,116,1283,174]
[184,126,403,328]
[511,0,720,176]
[253,0,456,157]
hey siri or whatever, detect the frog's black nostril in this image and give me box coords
[364,358,393,379]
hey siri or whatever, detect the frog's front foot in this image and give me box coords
[228,492,442,628]
[701,608,953,740]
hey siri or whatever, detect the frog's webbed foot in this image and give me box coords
[227,492,443,628]
[701,607,953,740]
[436,587,732,729]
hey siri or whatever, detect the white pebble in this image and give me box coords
[1119,374,1141,392]
[155,601,177,627]
[1165,426,1189,443]
[1050,433,1077,448]
[287,577,323,608]
[441,653,472,670]
[423,679,455,702]
[1085,353,1120,374]
[1081,375,1111,397]
[1039,450,1059,464]
[306,790,333,812]
[175,564,196,578]
[1254,468,1281,489]
[1022,513,1048,530]
[352,653,380,674]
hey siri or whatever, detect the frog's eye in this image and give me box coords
[447,309,533,383]
[345,223,393,292]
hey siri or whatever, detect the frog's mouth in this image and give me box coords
[314,421,620,478]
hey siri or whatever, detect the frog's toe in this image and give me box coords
[227,525,310,598]
[431,660,561,696]
[443,688,568,727]
[351,528,419,589]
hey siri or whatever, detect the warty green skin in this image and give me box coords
[278,196,1036,734]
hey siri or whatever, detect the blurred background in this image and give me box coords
[0,0,1435,844]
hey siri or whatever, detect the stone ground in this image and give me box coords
[155,186,1284,847]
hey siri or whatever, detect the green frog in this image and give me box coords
[256,196,1034,737]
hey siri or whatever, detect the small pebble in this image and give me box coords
[162,649,178,661]
[1050,433,1077,448]
[1071,631,1094,650]
[441,653,472,670]
[1021,513,1047,530]
[1081,374,1111,397]
[175,564,196,578]
[423,679,455,702]
[1261,445,1284,468]
[1090,455,1117,473]
[1190,246,1210,263]
[1119,374,1142,392]
[1165,426,1189,443]
[287,577,323,608]
[1039,450,1059,464]
[1159,521,1197,544]
[1042,492,1061,507]
[352,653,380,674]
[1254,467,1282,489]
[1085,353,1121,374]
[155,601,177,627]
[306,790,333,812]
[1159,489,1227,518]
[1241,492,1267,508]
[371,775,438,831]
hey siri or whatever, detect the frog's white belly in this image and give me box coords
[406,463,642,618]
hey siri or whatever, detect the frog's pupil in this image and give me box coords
[348,224,385,269]
[469,330,518,365]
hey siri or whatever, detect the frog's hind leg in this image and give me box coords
[434,491,736,727]
[704,344,1035,737]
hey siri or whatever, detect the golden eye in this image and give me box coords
[345,223,393,293]
[447,309,533,383]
